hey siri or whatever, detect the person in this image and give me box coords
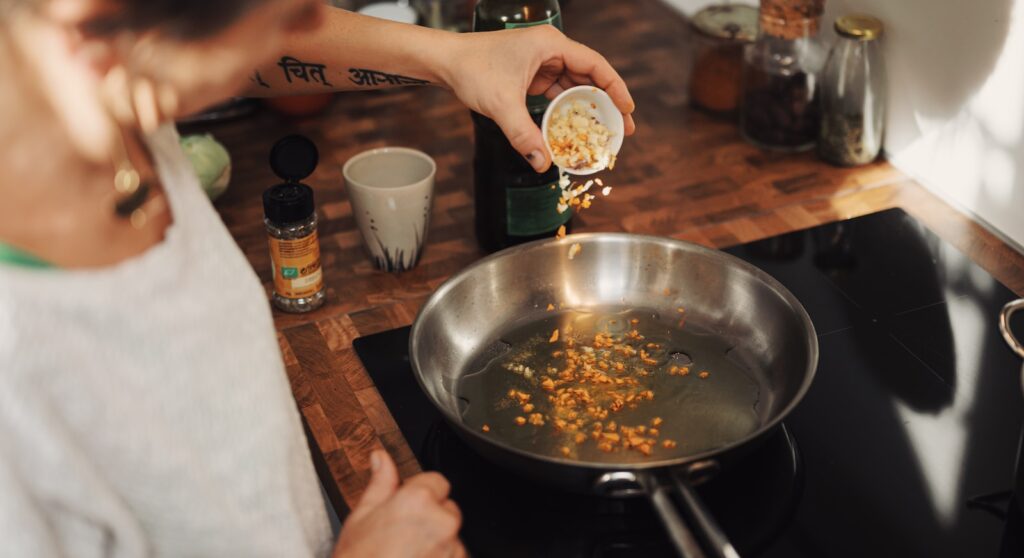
[0,0,635,556]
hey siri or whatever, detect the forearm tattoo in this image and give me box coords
[277,56,333,86]
[253,58,431,90]
[249,70,270,88]
[348,68,431,87]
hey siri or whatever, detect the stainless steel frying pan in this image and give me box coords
[410,234,818,557]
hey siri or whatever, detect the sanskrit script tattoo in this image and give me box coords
[249,70,270,88]
[348,68,431,88]
[277,56,333,86]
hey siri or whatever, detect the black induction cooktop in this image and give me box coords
[353,208,1024,557]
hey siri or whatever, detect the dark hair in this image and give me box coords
[82,0,270,39]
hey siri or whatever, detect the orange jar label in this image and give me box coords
[268,232,323,300]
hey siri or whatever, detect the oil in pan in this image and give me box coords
[456,307,764,464]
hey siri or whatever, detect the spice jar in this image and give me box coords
[263,135,326,313]
[740,0,827,151]
[818,14,886,166]
[689,4,758,114]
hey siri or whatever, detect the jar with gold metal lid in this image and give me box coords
[818,14,887,166]
[688,4,758,115]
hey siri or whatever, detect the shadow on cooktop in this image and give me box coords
[740,212,957,412]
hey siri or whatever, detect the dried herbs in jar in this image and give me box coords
[818,15,887,166]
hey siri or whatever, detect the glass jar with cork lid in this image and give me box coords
[688,4,758,115]
[818,14,887,166]
[740,0,827,151]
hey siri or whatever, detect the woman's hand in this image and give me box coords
[334,450,465,558]
[439,25,636,173]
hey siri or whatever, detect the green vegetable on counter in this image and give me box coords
[180,133,232,201]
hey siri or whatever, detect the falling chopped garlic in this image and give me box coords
[549,328,560,343]
[548,115,623,261]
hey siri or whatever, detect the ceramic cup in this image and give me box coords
[343,147,435,272]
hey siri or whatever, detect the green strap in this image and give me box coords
[0,241,52,269]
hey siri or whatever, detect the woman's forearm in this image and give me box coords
[244,7,459,97]
[239,5,635,173]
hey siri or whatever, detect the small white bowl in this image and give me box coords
[541,85,625,176]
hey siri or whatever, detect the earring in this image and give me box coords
[100,66,155,227]
[99,36,177,228]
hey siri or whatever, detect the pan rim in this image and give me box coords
[409,232,819,472]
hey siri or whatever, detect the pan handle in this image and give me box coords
[649,477,708,558]
[595,467,741,558]
[1000,299,1024,359]
[670,471,741,558]
[595,471,705,558]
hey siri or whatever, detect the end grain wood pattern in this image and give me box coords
[200,0,1024,515]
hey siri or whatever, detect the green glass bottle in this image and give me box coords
[472,0,570,253]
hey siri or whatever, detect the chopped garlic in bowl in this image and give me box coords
[542,86,624,176]
[547,101,612,171]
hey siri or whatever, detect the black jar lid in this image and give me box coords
[264,135,319,224]
[269,134,319,181]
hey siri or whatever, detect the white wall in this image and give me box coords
[663,0,1024,249]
